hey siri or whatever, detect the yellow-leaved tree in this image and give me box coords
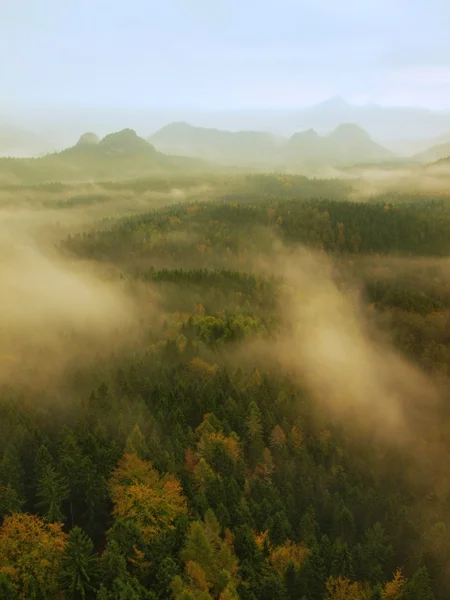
[382,569,407,600]
[270,539,309,575]
[0,512,67,600]
[325,576,363,600]
[109,453,187,544]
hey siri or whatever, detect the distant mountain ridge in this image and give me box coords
[149,121,392,167]
[285,122,392,165]
[144,97,450,140]
[1,123,442,186]
[149,122,284,166]
[6,96,450,154]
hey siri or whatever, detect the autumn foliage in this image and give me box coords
[325,576,364,600]
[109,453,187,543]
[0,512,67,600]
[269,539,309,574]
[383,569,407,600]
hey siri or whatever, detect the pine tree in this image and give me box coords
[36,464,69,523]
[82,460,107,538]
[299,541,326,600]
[59,526,100,600]
[403,567,435,600]
[34,444,55,478]
[0,446,25,506]
[331,539,354,580]
[125,424,148,459]
[0,484,24,520]
[58,428,86,526]
[246,402,264,467]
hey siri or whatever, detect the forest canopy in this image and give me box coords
[1,169,450,600]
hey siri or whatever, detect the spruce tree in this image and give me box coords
[36,464,69,523]
[59,526,100,600]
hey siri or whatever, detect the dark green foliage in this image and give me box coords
[404,567,435,600]
[298,542,326,600]
[0,484,24,520]
[0,572,17,600]
[35,464,69,523]
[59,526,100,599]
[330,538,354,579]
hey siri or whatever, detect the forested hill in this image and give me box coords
[428,155,450,168]
[0,129,213,185]
[1,172,449,600]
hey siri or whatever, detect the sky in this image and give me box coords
[2,0,450,112]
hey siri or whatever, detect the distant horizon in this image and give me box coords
[3,94,450,158]
[4,95,450,116]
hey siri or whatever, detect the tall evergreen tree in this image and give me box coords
[59,526,100,600]
[403,567,435,600]
[36,464,69,523]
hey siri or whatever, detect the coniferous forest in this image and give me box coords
[2,170,450,600]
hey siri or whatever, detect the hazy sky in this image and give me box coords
[2,0,450,111]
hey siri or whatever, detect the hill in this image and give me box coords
[60,128,159,160]
[415,141,450,164]
[150,121,392,168]
[149,122,284,166]
[0,128,213,184]
[293,97,450,140]
[285,123,392,165]
[284,129,323,161]
[382,134,449,156]
[426,155,450,168]
[75,132,100,146]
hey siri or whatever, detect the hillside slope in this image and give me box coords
[415,141,450,164]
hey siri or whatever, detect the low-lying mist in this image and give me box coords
[3,171,448,418]
[347,162,450,200]
[0,235,144,390]
[232,244,450,565]
[242,248,440,440]
[0,190,184,390]
[0,182,214,242]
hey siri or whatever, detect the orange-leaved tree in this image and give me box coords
[383,568,407,600]
[270,540,309,575]
[0,512,67,600]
